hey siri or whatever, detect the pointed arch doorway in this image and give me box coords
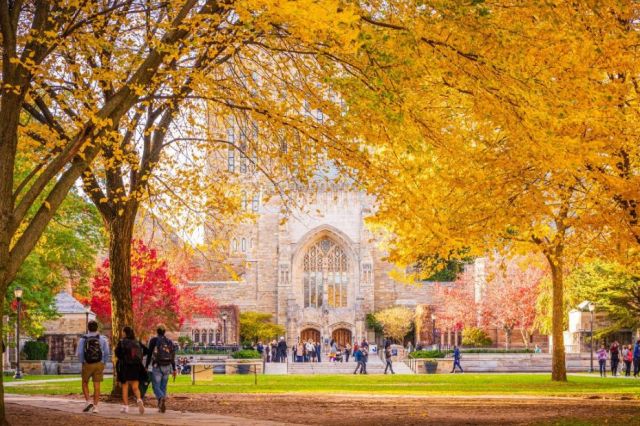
[332,328,352,347]
[300,328,320,343]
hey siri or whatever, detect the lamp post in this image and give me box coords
[431,313,437,350]
[588,302,595,373]
[222,312,228,345]
[14,287,23,380]
[85,308,90,333]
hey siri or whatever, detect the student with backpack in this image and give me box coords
[145,325,176,413]
[77,320,110,413]
[115,326,145,415]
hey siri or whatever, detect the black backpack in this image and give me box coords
[122,338,143,365]
[153,336,174,366]
[84,335,103,364]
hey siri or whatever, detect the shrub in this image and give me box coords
[22,341,48,360]
[177,336,193,348]
[409,350,446,359]
[231,349,261,359]
[365,313,384,334]
[461,327,493,347]
[176,348,229,355]
[461,348,533,354]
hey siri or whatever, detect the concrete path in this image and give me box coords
[6,394,299,425]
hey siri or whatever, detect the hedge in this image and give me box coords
[22,341,49,360]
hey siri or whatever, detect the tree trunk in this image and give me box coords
[504,327,512,350]
[107,213,136,394]
[520,328,530,349]
[0,298,6,425]
[548,258,567,381]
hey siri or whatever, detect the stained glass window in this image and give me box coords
[303,238,348,308]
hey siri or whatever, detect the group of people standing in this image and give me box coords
[292,339,323,362]
[596,340,640,377]
[77,321,177,416]
[256,337,288,362]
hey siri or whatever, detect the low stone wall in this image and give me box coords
[17,361,113,375]
[407,353,594,373]
[190,359,262,380]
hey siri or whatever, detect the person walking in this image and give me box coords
[77,320,110,414]
[622,345,632,377]
[146,325,176,413]
[597,344,608,378]
[115,326,145,415]
[316,340,322,362]
[360,345,368,374]
[345,343,351,363]
[384,341,395,374]
[451,345,464,373]
[353,346,364,374]
[633,340,640,378]
[610,342,620,376]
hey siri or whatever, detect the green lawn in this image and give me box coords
[3,375,79,383]
[6,374,640,398]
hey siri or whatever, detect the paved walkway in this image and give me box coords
[6,394,299,425]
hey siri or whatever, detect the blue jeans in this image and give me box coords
[599,359,606,376]
[151,364,172,400]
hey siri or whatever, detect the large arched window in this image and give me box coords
[193,329,200,344]
[303,238,348,308]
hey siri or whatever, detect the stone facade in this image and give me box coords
[188,188,439,347]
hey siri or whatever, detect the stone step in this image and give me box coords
[284,358,414,375]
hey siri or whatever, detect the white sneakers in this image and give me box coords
[120,405,129,414]
[137,399,145,415]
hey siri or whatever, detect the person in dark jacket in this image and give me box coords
[353,347,364,374]
[610,342,620,376]
[384,340,395,374]
[115,326,145,415]
[277,337,287,363]
[633,340,640,378]
[450,346,463,373]
[315,340,322,362]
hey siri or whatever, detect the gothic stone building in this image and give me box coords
[187,188,441,347]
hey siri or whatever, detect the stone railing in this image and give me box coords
[405,353,595,374]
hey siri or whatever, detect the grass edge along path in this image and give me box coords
[6,374,640,398]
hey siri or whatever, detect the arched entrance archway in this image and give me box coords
[332,328,352,347]
[300,328,320,343]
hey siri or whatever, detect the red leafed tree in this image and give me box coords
[481,257,545,349]
[436,267,478,333]
[91,240,216,340]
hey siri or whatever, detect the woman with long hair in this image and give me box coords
[115,326,145,414]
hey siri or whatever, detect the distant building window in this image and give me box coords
[252,194,259,212]
[228,148,235,172]
[241,238,246,252]
[227,129,235,172]
[193,329,200,344]
[209,330,214,344]
[241,191,247,210]
[232,238,238,252]
[239,133,247,173]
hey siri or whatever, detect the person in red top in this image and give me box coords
[622,344,633,377]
